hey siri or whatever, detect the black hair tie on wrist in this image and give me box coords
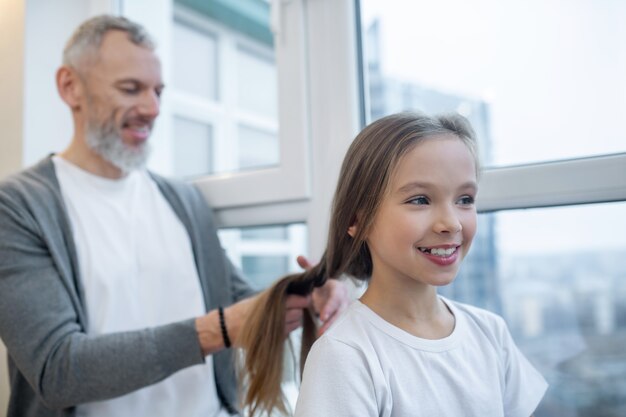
[218,306,231,348]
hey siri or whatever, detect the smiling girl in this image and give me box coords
[239,112,547,417]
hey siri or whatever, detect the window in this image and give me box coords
[360,1,626,415]
[126,0,312,210]
[218,224,307,290]
[170,8,279,178]
[360,0,626,167]
[442,203,626,414]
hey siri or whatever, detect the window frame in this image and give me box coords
[181,0,312,210]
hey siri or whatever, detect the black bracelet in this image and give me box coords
[218,306,232,348]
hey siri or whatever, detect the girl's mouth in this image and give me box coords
[418,247,457,257]
[417,246,461,266]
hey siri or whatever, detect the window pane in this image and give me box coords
[237,125,279,171]
[360,0,626,166]
[241,256,289,289]
[172,117,213,177]
[241,225,288,240]
[439,202,626,416]
[218,223,307,291]
[237,45,278,119]
[170,2,281,177]
[172,22,217,100]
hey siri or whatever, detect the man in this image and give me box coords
[0,15,348,417]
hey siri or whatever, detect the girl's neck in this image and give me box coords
[360,279,455,340]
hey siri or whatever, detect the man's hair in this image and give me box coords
[63,15,155,70]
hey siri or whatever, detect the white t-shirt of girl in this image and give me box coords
[53,156,229,417]
[295,298,548,417]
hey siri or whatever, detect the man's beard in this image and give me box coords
[85,117,152,174]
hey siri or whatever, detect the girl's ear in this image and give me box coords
[347,213,361,238]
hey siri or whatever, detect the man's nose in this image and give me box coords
[138,90,160,119]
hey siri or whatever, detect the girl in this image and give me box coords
[239,112,547,417]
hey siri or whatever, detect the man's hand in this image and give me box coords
[196,290,312,355]
[297,255,350,336]
[284,294,311,335]
[195,295,256,356]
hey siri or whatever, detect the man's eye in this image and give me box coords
[120,86,139,94]
[407,196,429,205]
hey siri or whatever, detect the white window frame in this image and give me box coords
[170,8,281,176]
[192,0,312,210]
[125,0,626,251]
[478,153,626,212]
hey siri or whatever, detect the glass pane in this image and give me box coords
[171,2,280,176]
[237,45,278,119]
[237,125,279,171]
[241,256,290,289]
[218,223,307,291]
[172,117,213,177]
[360,1,626,167]
[439,202,626,416]
[172,22,217,100]
[241,225,288,240]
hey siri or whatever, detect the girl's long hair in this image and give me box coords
[237,261,327,416]
[237,112,479,416]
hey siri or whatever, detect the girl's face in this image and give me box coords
[363,134,478,289]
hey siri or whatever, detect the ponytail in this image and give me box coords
[237,258,328,416]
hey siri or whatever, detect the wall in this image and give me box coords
[0,0,25,410]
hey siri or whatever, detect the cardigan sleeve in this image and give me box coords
[0,179,205,410]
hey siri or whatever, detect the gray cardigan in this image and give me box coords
[0,157,255,416]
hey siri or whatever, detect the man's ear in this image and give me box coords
[56,66,84,109]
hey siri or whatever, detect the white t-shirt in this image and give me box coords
[295,298,548,417]
[53,157,229,417]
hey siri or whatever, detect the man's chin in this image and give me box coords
[108,146,151,173]
[87,133,151,173]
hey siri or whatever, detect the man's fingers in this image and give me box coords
[317,295,340,322]
[285,308,303,324]
[284,308,305,335]
[296,255,312,270]
[317,311,336,336]
[284,319,302,336]
[285,294,311,309]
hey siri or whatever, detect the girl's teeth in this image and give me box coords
[419,247,456,257]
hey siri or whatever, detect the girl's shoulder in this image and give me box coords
[443,297,514,348]
[318,300,372,344]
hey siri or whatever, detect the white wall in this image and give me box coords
[22,0,90,166]
[0,0,26,409]
[0,0,25,181]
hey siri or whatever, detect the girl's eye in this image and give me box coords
[458,195,475,206]
[407,196,429,205]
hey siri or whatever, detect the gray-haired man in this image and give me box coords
[0,15,348,417]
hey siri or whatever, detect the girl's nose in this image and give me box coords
[433,207,462,234]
